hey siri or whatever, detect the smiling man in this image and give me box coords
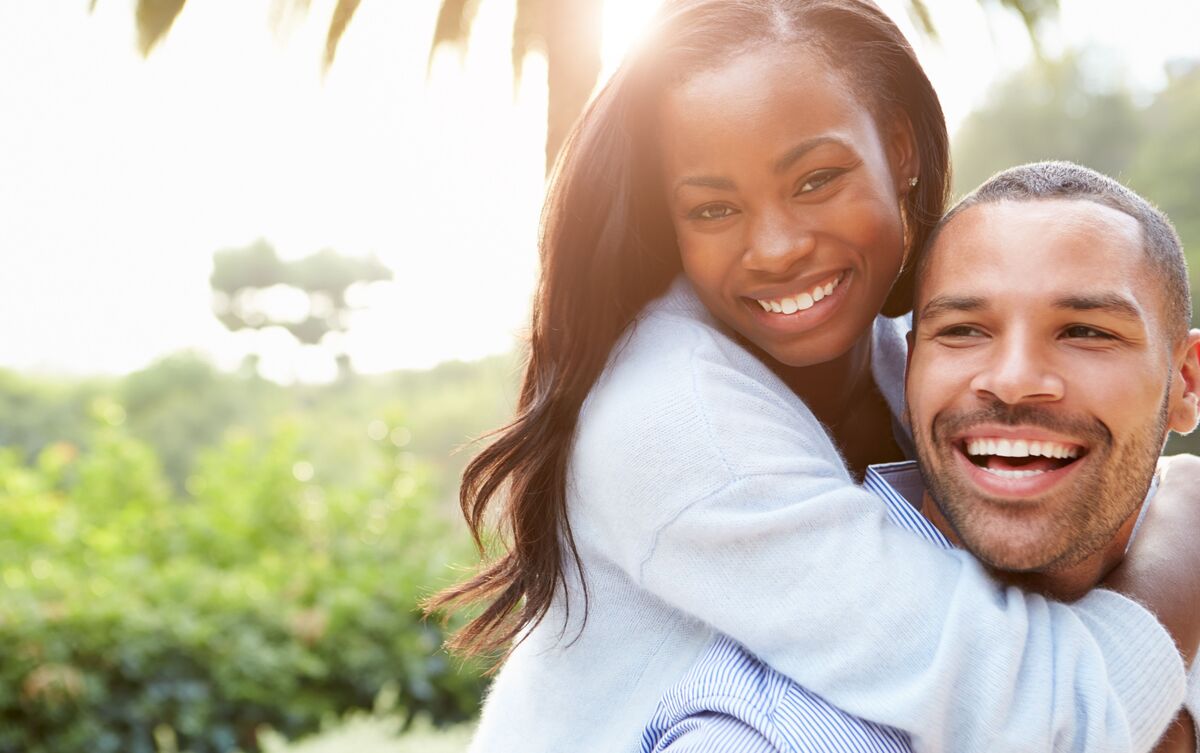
[640,161,1200,752]
[906,163,1200,608]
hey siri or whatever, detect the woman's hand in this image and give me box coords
[1103,453,1200,666]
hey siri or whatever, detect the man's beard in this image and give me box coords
[912,394,1167,573]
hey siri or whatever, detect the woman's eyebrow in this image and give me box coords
[773,135,848,174]
[673,135,851,196]
[674,175,736,195]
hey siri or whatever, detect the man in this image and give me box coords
[639,161,1200,752]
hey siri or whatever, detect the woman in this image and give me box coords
[429,1,1200,750]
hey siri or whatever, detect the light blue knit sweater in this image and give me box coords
[467,277,1185,753]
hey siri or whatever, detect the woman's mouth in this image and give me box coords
[750,272,846,315]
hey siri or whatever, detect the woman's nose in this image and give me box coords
[742,208,816,276]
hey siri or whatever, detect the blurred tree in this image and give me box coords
[430,0,1059,172]
[951,51,1143,196]
[210,239,392,376]
[1126,61,1200,267]
[112,0,1058,173]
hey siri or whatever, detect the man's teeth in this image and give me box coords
[756,276,840,314]
[981,467,1046,479]
[964,438,1080,459]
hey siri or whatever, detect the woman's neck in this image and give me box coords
[764,333,905,479]
[769,334,875,429]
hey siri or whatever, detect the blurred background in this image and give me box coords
[1,0,1197,751]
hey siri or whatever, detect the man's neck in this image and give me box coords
[919,492,1141,602]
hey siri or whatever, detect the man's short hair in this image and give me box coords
[918,161,1191,342]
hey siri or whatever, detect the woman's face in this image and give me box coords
[659,45,917,368]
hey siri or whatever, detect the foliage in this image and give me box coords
[210,240,392,374]
[260,709,473,753]
[0,350,520,506]
[1127,62,1200,267]
[109,0,1058,173]
[951,50,1145,195]
[950,53,1200,284]
[0,413,487,753]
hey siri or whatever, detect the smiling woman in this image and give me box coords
[427,2,1200,753]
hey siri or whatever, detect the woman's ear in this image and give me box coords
[1167,329,1200,435]
[885,112,920,195]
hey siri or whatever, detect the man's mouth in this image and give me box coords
[957,437,1086,479]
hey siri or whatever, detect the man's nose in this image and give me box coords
[742,208,816,276]
[969,334,1065,405]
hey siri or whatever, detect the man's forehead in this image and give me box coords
[918,199,1150,306]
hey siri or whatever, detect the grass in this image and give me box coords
[260,714,475,753]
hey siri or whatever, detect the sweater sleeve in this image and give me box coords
[570,322,1186,753]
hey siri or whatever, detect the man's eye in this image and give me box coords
[796,169,843,195]
[938,325,984,338]
[1063,325,1114,340]
[689,204,736,220]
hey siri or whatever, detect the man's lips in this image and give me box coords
[949,427,1089,499]
[953,424,1088,450]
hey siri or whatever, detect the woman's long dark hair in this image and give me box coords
[426,0,950,661]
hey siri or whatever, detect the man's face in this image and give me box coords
[906,199,1197,575]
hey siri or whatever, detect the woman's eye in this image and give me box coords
[690,204,736,220]
[796,169,842,194]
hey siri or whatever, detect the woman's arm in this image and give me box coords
[574,327,1193,753]
[1104,453,1200,667]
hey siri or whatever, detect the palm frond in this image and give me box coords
[511,0,546,83]
[905,0,939,42]
[135,0,187,56]
[988,0,1059,57]
[323,0,361,69]
[429,0,483,68]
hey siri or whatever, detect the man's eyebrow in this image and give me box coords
[773,136,847,174]
[919,295,986,321]
[1054,293,1143,320]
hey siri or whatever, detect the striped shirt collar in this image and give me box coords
[864,460,1159,554]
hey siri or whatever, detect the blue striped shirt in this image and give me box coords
[639,461,937,753]
[640,461,1164,753]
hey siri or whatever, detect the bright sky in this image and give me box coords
[1,0,1197,382]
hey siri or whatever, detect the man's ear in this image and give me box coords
[1167,329,1200,435]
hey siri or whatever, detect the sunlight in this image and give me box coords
[600,0,665,81]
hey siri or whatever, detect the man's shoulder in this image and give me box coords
[641,635,913,753]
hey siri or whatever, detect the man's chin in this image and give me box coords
[956,520,1066,573]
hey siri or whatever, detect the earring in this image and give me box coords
[908,176,919,188]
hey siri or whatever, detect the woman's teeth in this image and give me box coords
[755,275,841,314]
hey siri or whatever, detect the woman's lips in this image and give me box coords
[743,270,852,334]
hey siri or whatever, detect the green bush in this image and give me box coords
[0,417,484,753]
